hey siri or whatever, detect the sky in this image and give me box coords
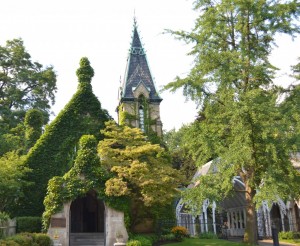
[1,0,300,131]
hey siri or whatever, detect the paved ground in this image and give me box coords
[258,239,296,246]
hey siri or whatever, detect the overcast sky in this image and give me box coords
[1,0,299,131]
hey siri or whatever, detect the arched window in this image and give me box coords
[138,95,146,132]
[139,105,145,132]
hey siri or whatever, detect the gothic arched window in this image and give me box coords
[138,95,146,132]
[139,105,145,132]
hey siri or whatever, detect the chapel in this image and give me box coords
[46,19,162,246]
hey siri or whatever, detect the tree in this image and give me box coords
[0,38,57,132]
[165,1,300,244]
[164,127,196,182]
[0,152,30,215]
[98,121,183,228]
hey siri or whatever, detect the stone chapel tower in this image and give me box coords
[117,19,163,136]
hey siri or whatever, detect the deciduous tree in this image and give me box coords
[98,121,182,206]
[0,39,56,132]
[0,152,30,215]
[165,1,300,244]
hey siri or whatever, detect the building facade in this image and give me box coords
[176,158,300,239]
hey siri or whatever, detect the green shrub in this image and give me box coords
[0,233,50,246]
[0,240,20,246]
[126,240,142,246]
[160,233,176,241]
[279,231,294,240]
[130,235,152,246]
[293,232,300,239]
[199,231,218,239]
[0,213,9,222]
[171,226,189,241]
[16,217,42,233]
[5,234,33,246]
[34,233,51,246]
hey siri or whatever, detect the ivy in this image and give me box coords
[42,135,129,231]
[118,99,162,144]
[19,58,110,216]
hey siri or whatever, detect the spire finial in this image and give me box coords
[133,9,137,27]
[76,57,94,85]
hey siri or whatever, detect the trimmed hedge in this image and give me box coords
[16,217,41,233]
[18,58,110,216]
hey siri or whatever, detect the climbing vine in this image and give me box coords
[43,135,130,230]
[118,98,161,144]
[20,58,110,216]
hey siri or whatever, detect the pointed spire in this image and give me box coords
[121,19,162,103]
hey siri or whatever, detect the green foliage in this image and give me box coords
[76,57,94,84]
[118,100,162,145]
[279,231,294,240]
[0,38,57,131]
[0,124,25,156]
[159,233,176,242]
[0,239,20,246]
[126,240,142,246]
[164,126,197,182]
[0,152,30,215]
[198,232,218,239]
[98,120,183,206]
[164,0,300,244]
[19,57,110,216]
[130,235,152,246]
[24,109,43,151]
[0,213,9,222]
[0,233,50,246]
[171,226,189,241]
[42,135,125,230]
[4,233,33,246]
[16,217,42,233]
[33,233,51,246]
[292,58,300,80]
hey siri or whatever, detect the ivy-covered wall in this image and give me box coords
[118,99,162,144]
[18,58,110,216]
[42,134,129,230]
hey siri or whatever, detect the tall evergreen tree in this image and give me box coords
[165,1,300,244]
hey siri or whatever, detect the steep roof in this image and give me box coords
[121,19,162,102]
[19,58,110,216]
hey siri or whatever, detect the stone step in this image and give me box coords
[70,233,104,246]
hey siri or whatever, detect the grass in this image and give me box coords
[162,237,300,246]
[280,239,300,245]
[162,238,247,246]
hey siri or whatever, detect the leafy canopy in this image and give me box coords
[0,152,30,214]
[0,39,57,131]
[98,121,183,207]
[165,0,300,244]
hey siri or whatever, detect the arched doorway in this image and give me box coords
[70,191,105,233]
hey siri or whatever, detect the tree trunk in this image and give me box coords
[244,180,258,245]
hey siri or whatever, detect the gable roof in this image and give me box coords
[121,19,162,103]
